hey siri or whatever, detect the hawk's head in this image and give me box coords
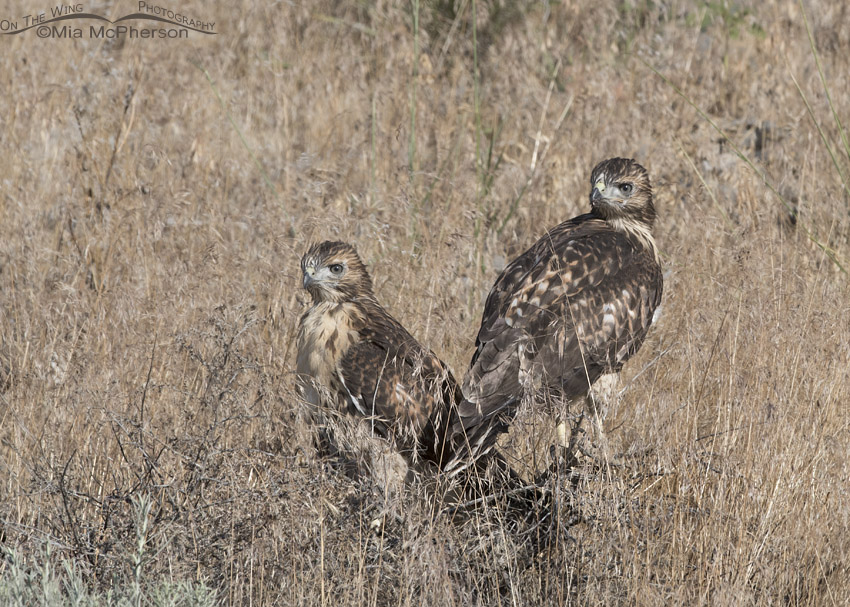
[300,241,375,304]
[589,158,656,236]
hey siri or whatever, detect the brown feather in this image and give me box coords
[446,158,663,471]
[295,241,460,467]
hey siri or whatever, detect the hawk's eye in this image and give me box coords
[329,263,344,274]
[619,183,633,194]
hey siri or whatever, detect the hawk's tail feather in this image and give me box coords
[430,396,519,477]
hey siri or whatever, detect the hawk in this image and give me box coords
[295,241,460,468]
[446,157,663,471]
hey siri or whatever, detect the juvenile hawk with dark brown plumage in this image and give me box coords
[296,241,460,467]
[445,158,663,472]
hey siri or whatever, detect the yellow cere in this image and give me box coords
[595,180,606,192]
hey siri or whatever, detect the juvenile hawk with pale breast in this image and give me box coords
[446,158,663,471]
[296,241,460,467]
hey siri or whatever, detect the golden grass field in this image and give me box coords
[1,0,849,604]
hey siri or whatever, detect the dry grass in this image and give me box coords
[1,0,849,604]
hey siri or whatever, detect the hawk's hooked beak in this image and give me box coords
[302,266,317,289]
[591,180,606,204]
